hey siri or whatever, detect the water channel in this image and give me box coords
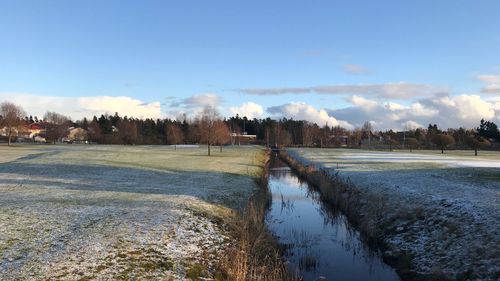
[265,154,400,281]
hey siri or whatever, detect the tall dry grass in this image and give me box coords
[279,151,456,280]
[279,151,388,246]
[217,152,298,281]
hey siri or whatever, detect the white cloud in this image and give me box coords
[384,102,406,111]
[267,102,353,129]
[170,93,222,108]
[477,74,500,93]
[446,94,495,121]
[77,96,161,119]
[347,95,378,109]
[402,120,424,130]
[0,93,162,119]
[477,75,500,84]
[409,102,439,117]
[342,64,370,74]
[229,102,264,119]
[331,94,497,130]
[167,93,223,117]
[3,91,497,130]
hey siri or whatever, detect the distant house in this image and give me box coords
[328,135,349,147]
[64,127,88,143]
[34,135,46,143]
[0,127,11,137]
[23,123,46,139]
[0,123,47,142]
[0,126,25,139]
[230,132,257,145]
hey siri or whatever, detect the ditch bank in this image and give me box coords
[215,149,297,281]
[265,154,399,280]
[280,150,499,281]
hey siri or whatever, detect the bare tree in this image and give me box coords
[385,136,399,151]
[0,102,26,146]
[466,135,491,156]
[165,123,184,150]
[88,121,103,143]
[433,134,455,154]
[187,122,201,144]
[198,106,220,156]
[351,128,363,147]
[44,111,70,143]
[405,137,419,152]
[361,121,373,147]
[270,123,292,148]
[117,120,138,144]
[302,122,314,146]
[214,120,230,152]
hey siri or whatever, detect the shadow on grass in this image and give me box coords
[0,161,256,210]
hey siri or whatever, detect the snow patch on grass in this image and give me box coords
[0,145,265,280]
[288,148,500,279]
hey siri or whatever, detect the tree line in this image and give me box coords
[1,101,500,156]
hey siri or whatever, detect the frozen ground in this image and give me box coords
[287,148,500,279]
[0,144,265,280]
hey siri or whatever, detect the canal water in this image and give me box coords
[265,154,400,281]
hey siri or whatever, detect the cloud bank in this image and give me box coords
[267,102,353,129]
[169,93,222,109]
[238,82,448,99]
[166,93,223,118]
[0,93,162,120]
[328,94,497,130]
[229,102,264,119]
[2,91,498,130]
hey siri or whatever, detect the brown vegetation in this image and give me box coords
[432,134,455,154]
[43,111,70,143]
[466,136,491,156]
[0,102,25,146]
[197,106,222,156]
[217,152,297,281]
[164,123,184,149]
[278,151,440,280]
[1,98,499,157]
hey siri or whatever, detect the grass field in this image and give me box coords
[0,144,266,280]
[287,148,500,279]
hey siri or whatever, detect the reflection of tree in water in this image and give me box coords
[283,228,321,273]
[267,157,395,280]
[298,252,318,272]
[313,178,388,272]
[280,192,295,213]
[310,181,386,275]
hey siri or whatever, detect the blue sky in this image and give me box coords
[1,0,499,129]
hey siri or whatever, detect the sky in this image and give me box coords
[1,0,499,130]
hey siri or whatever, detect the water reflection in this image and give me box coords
[265,156,400,281]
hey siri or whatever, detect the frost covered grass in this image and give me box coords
[286,148,500,280]
[0,144,266,280]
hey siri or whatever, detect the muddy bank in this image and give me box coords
[280,150,499,281]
